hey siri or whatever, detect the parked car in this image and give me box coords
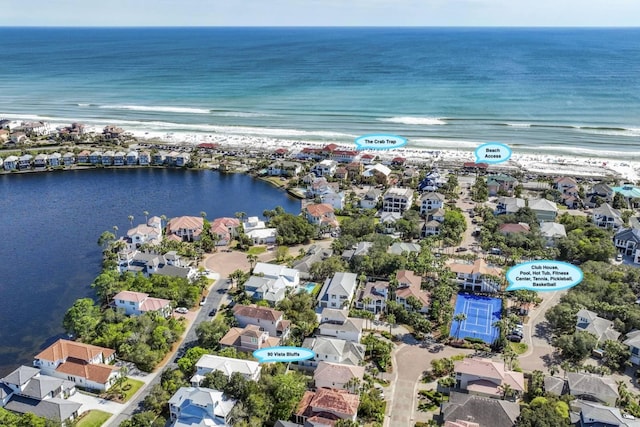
[455,247,468,252]
[199,297,207,306]
[208,309,217,316]
[175,307,188,314]
[507,334,522,343]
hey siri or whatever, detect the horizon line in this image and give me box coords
[1,25,640,29]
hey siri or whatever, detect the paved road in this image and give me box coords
[519,290,564,372]
[105,276,228,427]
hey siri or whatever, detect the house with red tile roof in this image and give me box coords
[454,358,525,400]
[498,222,531,235]
[210,217,240,246]
[113,291,171,317]
[233,304,291,339]
[218,325,281,352]
[304,203,339,229]
[33,340,120,391]
[295,388,359,426]
[166,215,204,242]
[447,259,504,293]
[395,270,430,313]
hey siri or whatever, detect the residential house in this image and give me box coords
[294,388,359,426]
[166,216,204,242]
[138,151,150,166]
[624,330,640,366]
[102,150,115,166]
[300,337,365,368]
[0,129,8,143]
[3,155,18,171]
[360,153,375,164]
[567,372,619,406]
[313,362,365,392]
[321,143,339,157]
[304,203,339,229]
[454,358,525,400]
[498,222,531,235]
[341,241,372,261]
[0,366,80,424]
[447,259,504,293]
[297,147,323,161]
[166,151,180,166]
[360,188,382,209]
[219,324,281,352]
[62,152,75,166]
[334,166,348,180]
[126,218,163,249]
[420,192,445,215]
[10,132,28,144]
[190,355,261,386]
[318,272,359,309]
[494,197,526,215]
[382,187,414,213]
[543,376,567,397]
[244,275,287,305]
[48,152,62,167]
[379,211,402,234]
[242,216,267,233]
[614,228,640,260]
[440,392,520,427]
[152,151,167,165]
[540,222,567,246]
[356,280,389,314]
[312,159,338,177]
[363,163,392,184]
[246,227,277,245]
[22,121,51,136]
[118,250,195,281]
[395,270,430,313]
[210,217,240,246]
[33,339,120,391]
[89,150,103,165]
[113,151,126,166]
[422,219,442,237]
[576,308,620,347]
[307,177,334,197]
[486,174,518,196]
[233,304,291,340]
[76,150,90,164]
[317,308,364,343]
[18,154,33,169]
[554,176,579,195]
[291,245,333,280]
[126,150,139,165]
[102,125,125,139]
[345,161,363,177]
[575,400,640,427]
[176,152,191,167]
[561,193,582,209]
[592,203,623,230]
[586,183,614,208]
[529,198,559,223]
[34,153,48,168]
[331,149,359,163]
[267,161,302,177]
[253,262,300,289]
[168,387,236,427]
[418,170,446,192]
[112,290,171,317]
[388,242,421,255]
[320,191,346,210]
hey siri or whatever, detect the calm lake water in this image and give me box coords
[0,168,299,376]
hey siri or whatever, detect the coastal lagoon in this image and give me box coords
[0,168,300,376]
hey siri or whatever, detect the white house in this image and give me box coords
[176,153,191,167]
[126,150,139,165]
[447,259,504,293]
[113,290,172,317]
[614,228,640,259]
[623,330,640,365]
[168,387,236,427]
[126,217,163,249]
[454,357,525,400]
[592,203,623,230]
[190,355,261,386]
[33,153,48,168]
[318,272,359,309]
[576,308,620,347]
[246,228,277,245]
[3,155,18,171]
[300,337,365,368]
[420,192,445,215]
[317,308,364,343]
[33,340,120,392]
[540,222,567,246]
[360,188,382,209]
[304,203,339,229]
[494,197,526,215]
[253,262,301,289]
[320,191,346,210]
[382,187,414,213]
[312,159,338,177]
[313,362,365,392]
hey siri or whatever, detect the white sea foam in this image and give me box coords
[506,123,532,128]
[99,105,211,114]
[378,116,446,125]
[213,111,273,118]
[575,127,640,137]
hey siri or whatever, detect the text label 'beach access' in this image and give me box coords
[474,142,512,164]
[506,260,583,292]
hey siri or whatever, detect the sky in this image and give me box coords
[1,0,640,27]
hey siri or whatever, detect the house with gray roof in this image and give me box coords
[543,376,567,396]
[494,197,526,215]
[420,192,445,215]
[300,336,365,369]
[586,183,614,208]
[623,330,640,366]
[540,222,567,246]
[190,355,261,386]
[360,188,382,209]
[439,392,520,427]
[592,203,623,230]
[615,228,640,261]
[529,198,558,223]
[387,242,421,255]
[117,250,195,281]
[486,174,518,196]
[168,387,236,427]
[317,308,364,343]
[318,272,358,309]
[4,396,81,424]
[291,245,333,279]
[576,309,620,347]
[567,372,619,406]
[575,400,640,427]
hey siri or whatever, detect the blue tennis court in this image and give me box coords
[451,293,502,344]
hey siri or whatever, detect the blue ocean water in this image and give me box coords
[1,27,639,157]
[0,169,300,376]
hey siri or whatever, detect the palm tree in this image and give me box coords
[453,313,467,340]
[549,364,559,377]
[499,383,514,400]
[200,211,207,219]
[362,297,373,329]
[160,214,167,228]
[235,211,247,222]
[112,225,119,238]
[143,210,149,223]
[387,313,396,335]
[247,254,258,271]
[128,215,134,227]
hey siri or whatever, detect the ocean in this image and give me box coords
[1,27,639,158]
[0,169,300,376]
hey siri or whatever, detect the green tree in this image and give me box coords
[471,177,489,202]
[196,318,231,349]
[440,209,467,246]
[309,255,348,281]
[602,339,632,372]
[515,398,570,426]
[268,373,308,422]
[97,230,116,248]
[62,298,102,339]
[177,346,210,376]
[553,330,598,362]
[453,313,467,340]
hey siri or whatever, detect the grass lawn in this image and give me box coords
[247,246,267,255]
[119,378,145,402]
[509,341,528,355]
[76,410,112,427]
[336,215,351,224]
